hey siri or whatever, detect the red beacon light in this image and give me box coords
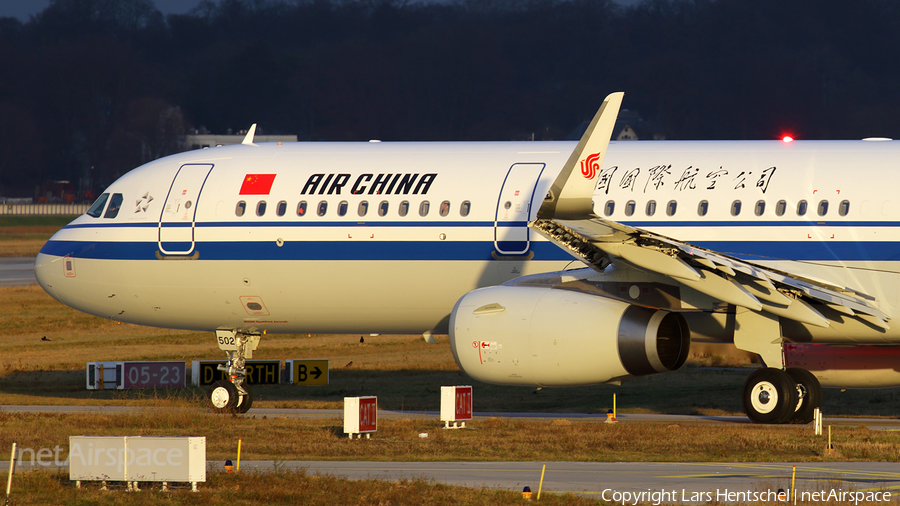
[781,135,794,143]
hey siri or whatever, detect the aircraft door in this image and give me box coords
[158,164,214,255]
[494,163,546,255]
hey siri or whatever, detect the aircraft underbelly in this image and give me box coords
[36,255,568,334]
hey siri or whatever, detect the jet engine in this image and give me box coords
[449,285,690,387]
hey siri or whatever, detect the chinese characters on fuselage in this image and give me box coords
[596,165,776,195]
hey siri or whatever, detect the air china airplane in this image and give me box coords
[34,93,900,424]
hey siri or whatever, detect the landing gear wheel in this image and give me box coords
[785,368,822,424]
[236,383,253,414]
[742,368,799,424]
[210,329,260,411]
[209,379,239,413]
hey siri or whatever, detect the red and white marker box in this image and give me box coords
[344,396,377,439]
[440,385,472,428]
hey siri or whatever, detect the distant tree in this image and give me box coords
[0,0,898,194]
[0,100,44,195]
[38,0,160,35]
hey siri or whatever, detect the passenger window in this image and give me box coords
[754,200,765,216]
[775,200,787,216]
[838,200,850,216]
[87,193,110,218]
[604,200,615,216]
[797,200,808,216]
[256,201,267,217]
[646,200,656,216]
[624,200,635,217]
[817,200,829,216]
[379,201,390,217]
[236,200,246,217]
[358,201,368,217]
[665,200,677,216]
[697,200,708,216]
[731,200,742,216]
[317,201,327,216]
[399,200,409,217]
[338,200,348,217]
[297,201,307,216]
[103,193,123,219]
[459,201,471,217]
[438,200,449,217]
[276,200,287,217]
[419,201,430,217]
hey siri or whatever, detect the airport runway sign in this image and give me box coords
[288,359,329,385]
[192,360,281,386]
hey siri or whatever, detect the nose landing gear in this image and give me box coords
[208,328,259,413]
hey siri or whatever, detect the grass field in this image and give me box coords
[4,409,899,463]
[0,215,73,257]
[3,283,900,417]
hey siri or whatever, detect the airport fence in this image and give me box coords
[0,203,90,215]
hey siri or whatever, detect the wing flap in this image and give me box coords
[760,297,830,328]
[596,242,701,281]
[677,270,763,311]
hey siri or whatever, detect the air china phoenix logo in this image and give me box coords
[580,152,602,180]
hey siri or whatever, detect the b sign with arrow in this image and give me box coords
[290,359,329,385]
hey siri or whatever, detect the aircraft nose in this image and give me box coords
[34,253,60,299]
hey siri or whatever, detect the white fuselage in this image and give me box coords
[35,139,900,343]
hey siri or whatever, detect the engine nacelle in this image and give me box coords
[449,285,690,387]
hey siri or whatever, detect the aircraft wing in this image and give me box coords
[529,216,889,329]
[533,93,889,330]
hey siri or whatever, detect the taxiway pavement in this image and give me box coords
[4,459,899,498]
[0,257,36,286]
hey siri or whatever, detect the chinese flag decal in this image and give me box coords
[239,174,276,195]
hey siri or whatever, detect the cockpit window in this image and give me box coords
[103,193,123,219]
[87,193,109,218]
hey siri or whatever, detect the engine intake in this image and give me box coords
[449,286,690,387]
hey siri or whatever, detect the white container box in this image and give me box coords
[86,362,123,390]
[440,385,473,428]
[69,436,206,485]
[343,396,377,438]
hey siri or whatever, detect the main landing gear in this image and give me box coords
[732,310,822,424]
[742,367,822,424]
[208,329,259,414]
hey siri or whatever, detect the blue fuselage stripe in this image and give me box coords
[39,239,571,261]
[42,220,900,262]
[63,220,518,229]
[38,238,900,262]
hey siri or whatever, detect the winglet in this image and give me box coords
[538,92,623,220]
[241,124,257,145]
